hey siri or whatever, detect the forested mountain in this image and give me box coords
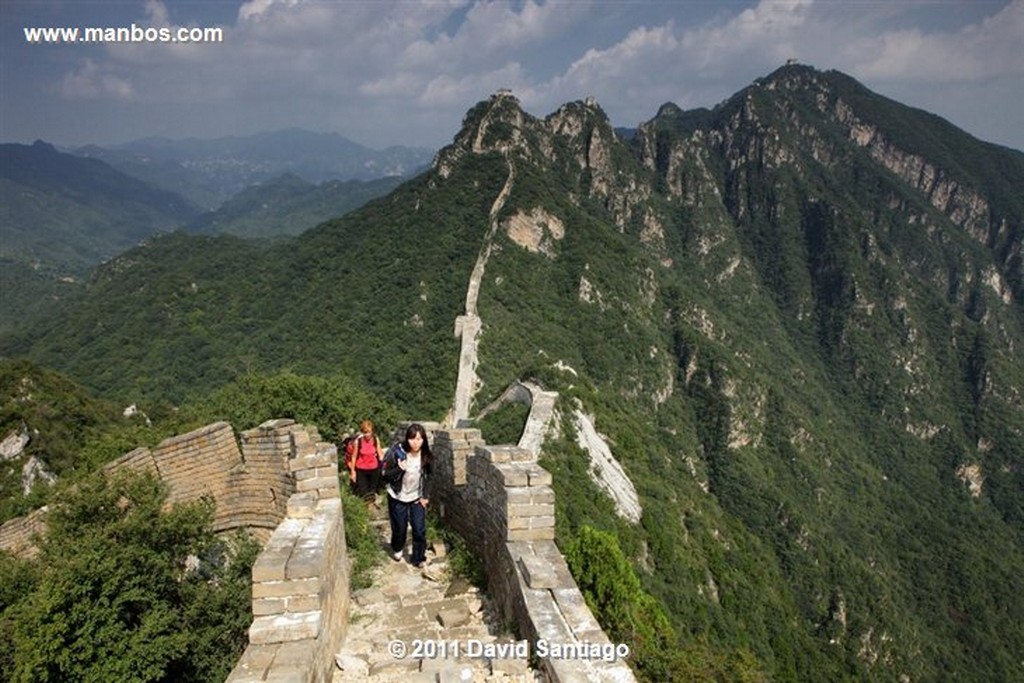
[0,141,204,332]
[75,128,434,209]
[0,141,201,273]
[186,173,405,239]
[3,64,1024,681]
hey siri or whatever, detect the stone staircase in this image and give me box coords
[333,504,542,683]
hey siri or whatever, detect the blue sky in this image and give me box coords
[2,1,1022,151]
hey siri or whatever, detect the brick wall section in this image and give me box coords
[0,419,318,565]
[104,419,302,537]
[225,435,348,683]
[0,505,48,559]
[433,428,637,683]
[0,418,349,683]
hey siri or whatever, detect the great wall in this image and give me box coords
[1,93,641,680]
[0,414,637,683]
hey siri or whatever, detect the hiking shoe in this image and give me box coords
[413,559,427,569]
[391,550,402,562]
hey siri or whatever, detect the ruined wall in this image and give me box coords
[433,428,636,683]
[104,419,301,538]
[0,417,350,683]
[0,419,316,559]
[226,432,347,683]
[0,505,48,559]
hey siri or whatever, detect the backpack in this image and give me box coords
[381,442,406,484]
[341,435,358,469]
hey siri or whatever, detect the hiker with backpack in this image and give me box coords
[381,423,433,568]
[345,419,384,504]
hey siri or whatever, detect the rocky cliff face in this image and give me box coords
[417,66,1024,682]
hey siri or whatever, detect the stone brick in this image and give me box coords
[259,419,296,430]
[286,595,320,613]
[264,667,309,683]
[476,445,511,463]
[286,493,317,518]
[253,596,288,616]
[491,655,532,677]
[551,588,603,633]
[508,503,555,518]
[271,640,315,666]
[289,451,335,471]
[252,546,292,583]
[508,527,555,541]
[252,577,321,599]
[529,515,555,529]
[249,611,321,645]
[510,448,535,462]
[434,599,472,627]
[225,643,278,682]
[295,476,338,493]
[526,466,552,487]
[285,544,323,580]
[495,463,529,487]
[518,554,559,589]
[506,488,555,505]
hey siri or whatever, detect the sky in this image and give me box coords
[1,0,1022,152]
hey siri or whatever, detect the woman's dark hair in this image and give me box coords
[402,423,433,469]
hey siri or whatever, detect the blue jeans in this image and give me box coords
[388,495,426,564]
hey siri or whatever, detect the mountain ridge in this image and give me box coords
[73,128,436,209]
[4,65,1024,681]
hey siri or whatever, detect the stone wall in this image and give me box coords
[225,429,348,683]
[0,417,350,683]
[0,505,48,559]
[0,419,306,557]
[104,418,306,538]
[433,428,636,683]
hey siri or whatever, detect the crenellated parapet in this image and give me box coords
[226,423,347,683]
[433,428,637,682]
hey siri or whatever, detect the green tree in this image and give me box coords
[6,470,254,683]
[183,370,398,442]
[565,525,682,680]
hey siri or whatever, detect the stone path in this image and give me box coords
[333,508,542,683]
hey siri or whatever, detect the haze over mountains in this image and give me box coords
[74,128,434,209]
[3,64,1024,681]
[0,131,432,331]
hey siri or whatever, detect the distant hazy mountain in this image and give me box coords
[187,172,405,239]
[0,140,202,330]
[0,141,201,273]
[7,66,1024,681]
[75,128,434,209]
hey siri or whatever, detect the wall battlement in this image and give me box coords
[2,419,635,682]
[226,420,347,683]
[434,428,636,683]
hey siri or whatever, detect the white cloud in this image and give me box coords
[238,0,302,23]
[24,0,1023,149]
[420,62,531,107]
[854,0,1024,81]
[58,60,134,100]
[144,0,170,27]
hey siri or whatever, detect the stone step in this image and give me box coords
[334,547,542,683]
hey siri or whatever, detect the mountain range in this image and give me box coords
[3,64,1023,681]
[0,136,427,333]
[74,128,434,209]
[0,140,202,273]
[185,172,405,239]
